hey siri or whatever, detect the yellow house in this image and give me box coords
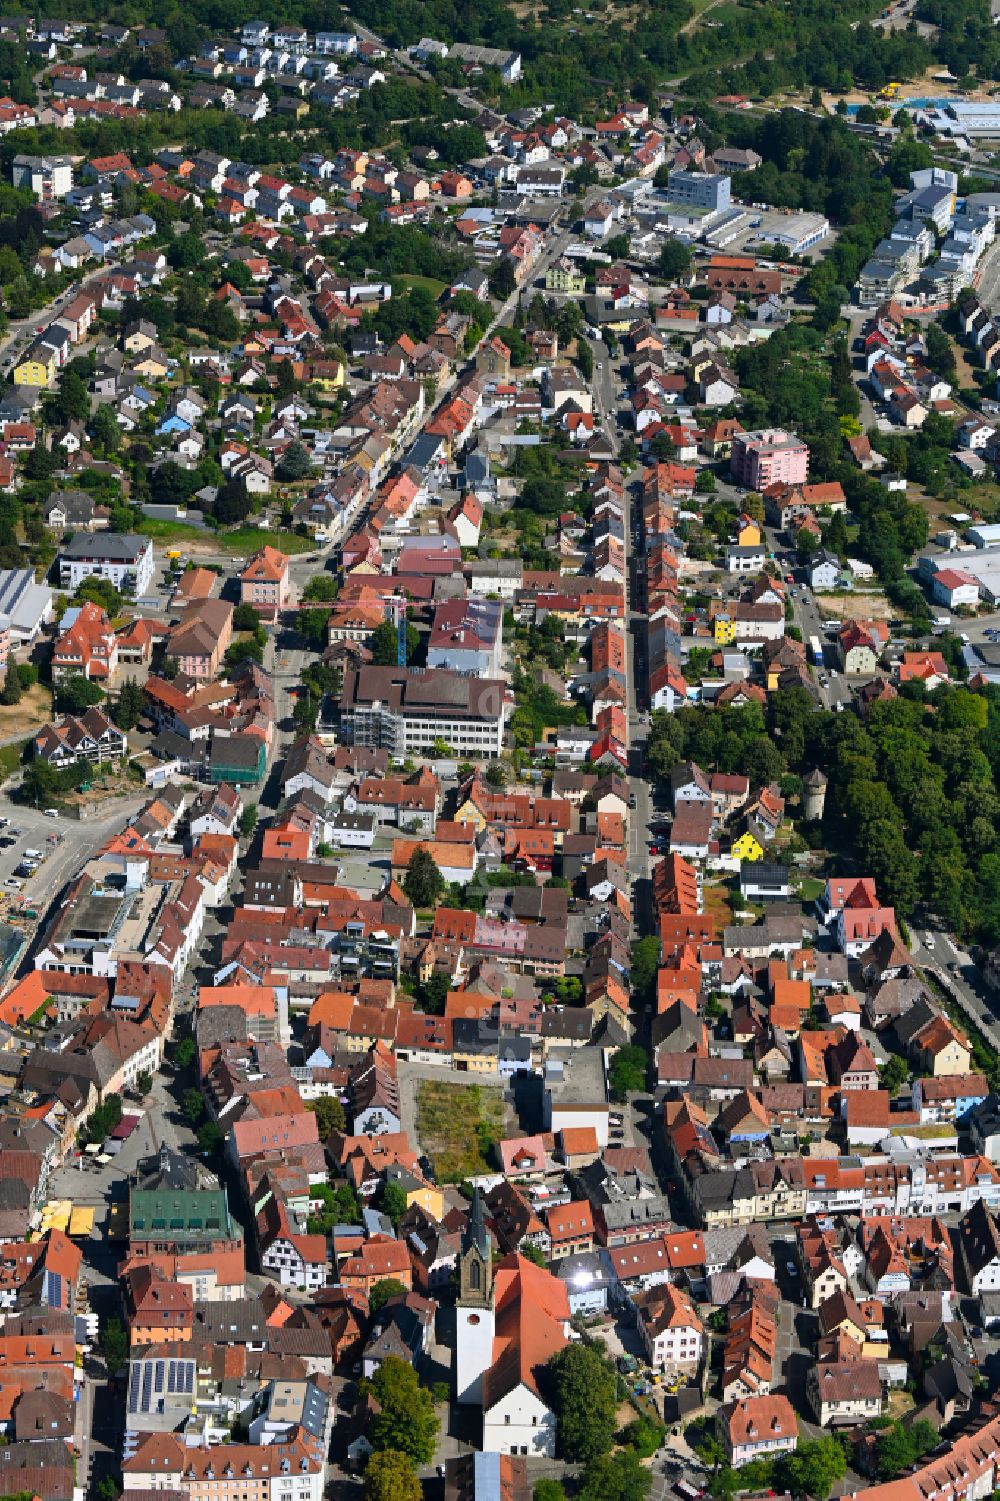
[736,516,762,547]
[398,1172,445,1221]
[454,795,487,831]
[913,1017,972,1077]
[452,1035,498,1074]
[14,350,56,387]
[124,325,158,354]
[310,360,345,391]
[132,350,169,380]
[714,616,736,645]
[732,829,764,863]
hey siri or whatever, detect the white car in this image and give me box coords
[925,932,936,950]
[4,878,21,890]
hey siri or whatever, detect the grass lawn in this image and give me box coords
[136,517,210,545]
[393,274,448,299]
[219,527,314,556]
[136,518,315,556]
[797,875,825,903]
[0,738,30,779]
[416,1079,506,1183]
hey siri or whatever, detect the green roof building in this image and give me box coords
[129,1187,241,1248]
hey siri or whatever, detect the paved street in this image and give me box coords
[0,789,144,923]
[910,930,1000,1050]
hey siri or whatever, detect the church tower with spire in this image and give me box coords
[455,1186,495,1404]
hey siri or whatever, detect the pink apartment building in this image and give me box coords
[240,545,290,621]
[730,429,809,490]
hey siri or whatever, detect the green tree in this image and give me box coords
[305,1096,346,1138]
[240,804,258,839]
[370,1276,408,1315]
[297,608,331,652]
[303,573,338,602]
[578,1449,651,1501]
[630,936,660,1008]
[777,1436,847,1497]
[609,1045,646,1100]
[872,1421,937,1482]
[880,1054,909,1093]
[52,368,90,425]
[90,404,120,454]
[657,239,692,280]
[55,675,104,715]
[369,1356,440,1465]
[134,1071,152,1097]
[233,603,261,632]
[371,616,418,666]
[378,1180,409,1227]
[182,1088,205,1126]
[403,847,445,908]
[172,1036,196,1071]
[113,678,147,732]
[214,483,255,525]
[363,1449,421,1501]
[547,1343,617,1462]
[100,1316,129,1374]
[277,440,312,482]
[621,1415,665,1458]
[489,259,517,298]
[75,576,123,616]
[534,1484,568,1501]
[197,1121,224,1156]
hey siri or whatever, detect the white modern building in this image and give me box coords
[58,534,155,599]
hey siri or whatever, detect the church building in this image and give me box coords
[454,1187,572,1457]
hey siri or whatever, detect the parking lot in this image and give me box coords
[0,793,147,934]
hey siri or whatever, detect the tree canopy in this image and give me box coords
[547,1343,617,1462]
[368,1357,440,1465]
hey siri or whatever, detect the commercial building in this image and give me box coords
[730,430,809,490]
[58,534,154,600]
[337,665,507,759]
[0,567,53,643]
[666,170,731,213]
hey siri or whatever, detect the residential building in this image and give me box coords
[731,430,809,490]
[58,534,154,599]
[720,1395,798,1467]
[241,546,290,620]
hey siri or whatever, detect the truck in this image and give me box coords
[810,635,824,666]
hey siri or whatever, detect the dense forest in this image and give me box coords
[647,685,1000,945]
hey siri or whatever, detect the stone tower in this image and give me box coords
[803,767,828,821]
[455,1186,495,1405]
